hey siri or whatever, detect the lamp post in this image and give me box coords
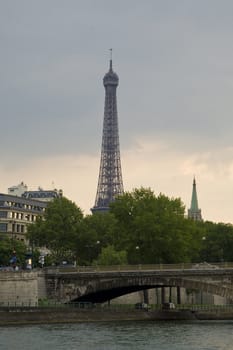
[10,220,16,249]
[135,245,140,265]
[201,236,207,304]
[28,230,36,270]
[202,236,206,262]
[8,220,18,269]
[31,240,34,269]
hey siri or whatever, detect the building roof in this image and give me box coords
[0,193,47,211]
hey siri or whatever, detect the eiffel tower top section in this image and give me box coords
[103,59,119,86]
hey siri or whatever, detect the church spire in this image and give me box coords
[188,177,202,221]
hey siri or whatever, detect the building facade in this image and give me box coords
[0,193,47,242]
[0,183,62,243]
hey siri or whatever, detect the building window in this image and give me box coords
[0,223,7,232]
[0,211,7,218]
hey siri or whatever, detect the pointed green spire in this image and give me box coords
[188,177,202,221]
[190,177,199,211]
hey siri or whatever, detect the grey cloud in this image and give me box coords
[1,0,233,161]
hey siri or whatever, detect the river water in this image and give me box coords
[0,320,232,350]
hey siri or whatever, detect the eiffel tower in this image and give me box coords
[91,53,124,213]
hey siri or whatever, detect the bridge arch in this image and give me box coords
[68,275,233,303]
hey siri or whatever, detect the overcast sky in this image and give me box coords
[1,0,233,223]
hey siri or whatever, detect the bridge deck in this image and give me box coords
[45,262,233,276]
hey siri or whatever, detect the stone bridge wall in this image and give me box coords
[1,269,232,306]
[44,269,233,303]
[0,271,38,306]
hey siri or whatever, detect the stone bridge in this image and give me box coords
[44,265,233,304]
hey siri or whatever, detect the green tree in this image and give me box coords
[110,187,198,264]
[0,238,27,267]
[27,197,83,264]
[200,221,233,262]
[94,245,128,265]
[75,212,118,265]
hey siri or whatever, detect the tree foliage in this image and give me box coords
[110,188,196,264]
[75,212,117,265]
[0,238,27,267]
[27,197,83,263]
[25,188,233,266]
[199,221,233,262]
[94,245,127,266]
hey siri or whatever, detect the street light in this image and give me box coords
[9,220,16,249]
[135,245,140,265]
[202,236,207,262]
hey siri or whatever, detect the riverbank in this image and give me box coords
[0,307,233,325]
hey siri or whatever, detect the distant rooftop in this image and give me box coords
[22,189,63,202]
[7,182,63,202]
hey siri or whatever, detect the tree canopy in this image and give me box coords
[109,188,201,264]
[25,188,233,266]
[0,238,27,267]
[27,197,83,264]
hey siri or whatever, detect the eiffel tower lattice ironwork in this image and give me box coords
[91,56,124,213]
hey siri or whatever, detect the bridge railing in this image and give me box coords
[44,261,233,273]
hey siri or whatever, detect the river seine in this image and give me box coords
[0,320,232,350]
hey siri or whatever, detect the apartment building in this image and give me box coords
[0,193,47,242]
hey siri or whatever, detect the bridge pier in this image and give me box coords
[169,287,172,302]
[161,287,165,304]
[160,287,181,305]
[143,290,149,304]
[177,286,181,304]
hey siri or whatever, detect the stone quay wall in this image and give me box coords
[0,271,38,306]
[0,308,233,325]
